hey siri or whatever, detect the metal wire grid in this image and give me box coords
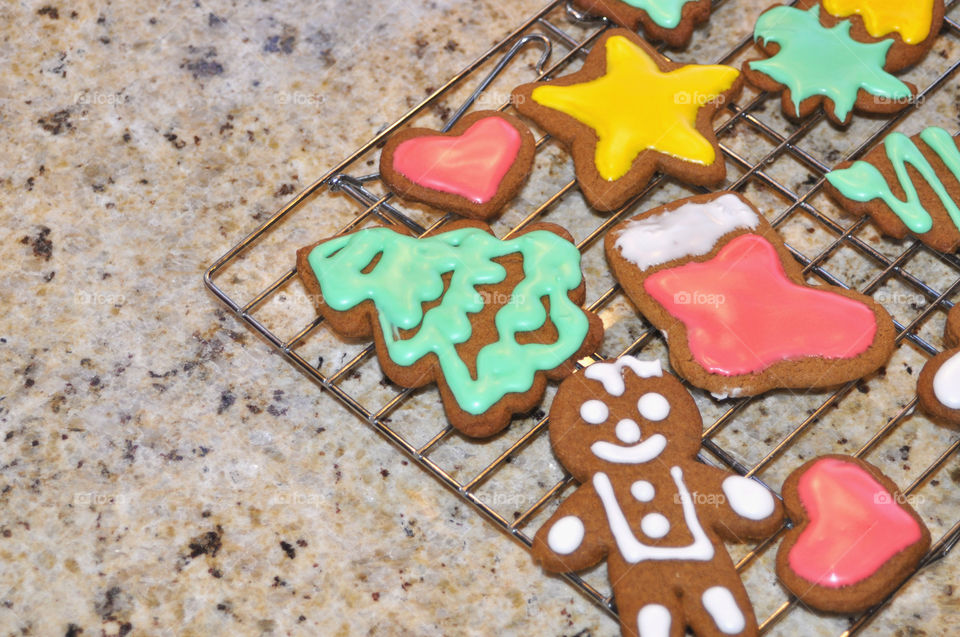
[203,0,960,633]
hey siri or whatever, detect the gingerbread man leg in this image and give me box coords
[680,557,758,637]
[609,562,684,637]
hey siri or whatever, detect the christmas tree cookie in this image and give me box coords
[297,220,604,437]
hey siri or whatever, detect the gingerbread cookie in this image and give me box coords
[743,4,917,126]
[378,111,536,221]
[797,0,944,71]
[917,304,960,426]
[297,220,603,437]
[604,192,896,397]
[511,29,742,212]
[825,126,960,253]
[572,0,712,48]
[776,455,930,613]
[534,356,783,637]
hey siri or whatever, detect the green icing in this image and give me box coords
[620,0,694,29]
[749,5,912,121]
[826,127,960,235]
[307,226,590,415]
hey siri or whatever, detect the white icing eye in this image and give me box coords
[615,419,641,444]
[640,513,670,539]
[637,392,670,421]
[630,480,655,502]
[547,515,585,555]
[580,399,609,424]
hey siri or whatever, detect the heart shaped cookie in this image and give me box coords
[379,111,536,220]
[776,455,930,612]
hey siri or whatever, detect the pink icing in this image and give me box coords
[643,234,878,376]
[788,457,923,588]
[392,117,522,204]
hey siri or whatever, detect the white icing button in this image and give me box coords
[637,392,670,421]
[933,351,960,409]
[615,419,641,444]
[637,603,671,637]
[547,515,585,555]
[702,586,746,635]
[579,399,609,424]
[640,513,670,539]
[722,476,776,521]
[631,480,655,502]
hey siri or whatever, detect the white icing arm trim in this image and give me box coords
[721,476,776,521]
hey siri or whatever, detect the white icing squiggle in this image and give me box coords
[933,351,960,409]
[721,476,776,521]
[591,434,667,464]
[592,467,715,563]
[584,356,663,396]
[702,586,746,635]
[614,193,760,270]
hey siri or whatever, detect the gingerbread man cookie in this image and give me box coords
[533,356,784,637]
[917,304,960,426]
[297,220,604,437]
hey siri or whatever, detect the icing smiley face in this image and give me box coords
[551,358,703,479]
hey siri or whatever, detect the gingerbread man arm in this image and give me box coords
[689,463,784,542]
[531,483,611,574]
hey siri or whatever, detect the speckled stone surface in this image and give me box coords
[3,1,960,636]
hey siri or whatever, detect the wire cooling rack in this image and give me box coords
[205,0,960,633]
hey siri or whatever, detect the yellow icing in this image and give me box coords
[822,0,935,45]
[531,35,740,181]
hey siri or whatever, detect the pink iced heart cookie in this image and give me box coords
[777,455,930,613]
[379,111,536,220]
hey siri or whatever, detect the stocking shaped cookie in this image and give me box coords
[297,220,604,437]
[605,192,896,397]
[776,455,930,612]
[917,304,960,425]
[534,356,783,637]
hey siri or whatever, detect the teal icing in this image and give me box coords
[749,5,913,121]
[307,227,590,415]
[826,127,960,235]
[621,0,695,29]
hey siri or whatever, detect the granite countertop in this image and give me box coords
[3,1,960,636]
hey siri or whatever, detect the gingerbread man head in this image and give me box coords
[548,357,702,481]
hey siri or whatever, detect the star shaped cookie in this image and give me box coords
[512,29,741,211]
